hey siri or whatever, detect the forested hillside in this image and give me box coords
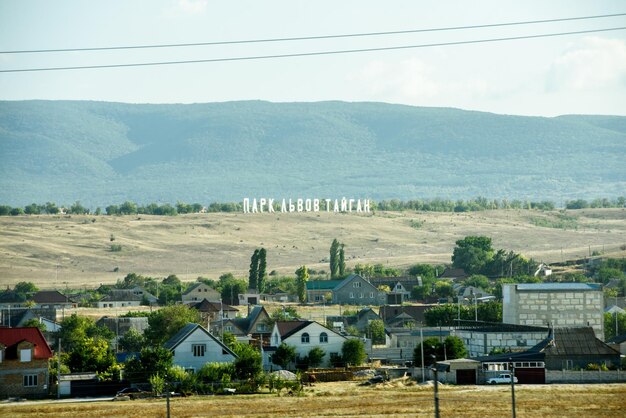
[1,100,624,207]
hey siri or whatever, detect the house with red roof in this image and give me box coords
[0,327,53,398]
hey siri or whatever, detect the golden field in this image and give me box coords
[1,381,624,417]
[1,208,625,289]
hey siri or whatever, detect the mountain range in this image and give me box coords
[1,100,625,208]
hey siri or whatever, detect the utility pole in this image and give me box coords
[431,354,440,418]
[510,358,516,418]
[420,327,425,383]
[57,338,62,400]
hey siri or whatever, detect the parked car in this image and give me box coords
[486,373,518,384]
[116,387,151,399]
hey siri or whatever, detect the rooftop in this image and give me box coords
[515,283,602,291]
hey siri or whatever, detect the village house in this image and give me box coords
[96,287,157,308]
[181,283,221,304]
[307,274,387,306]
[211,305,271,345]
[452,321,549,357]
[369,276,423,303]
[0,327,53,399]
[163,323,237,372]
[267,320,347,368]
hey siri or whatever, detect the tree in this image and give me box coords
[330,239,340,279]
[22,318,46,331]
[14,281,38,300]
[144,304,201,346]
[232,342,263,381]
[248,249,260,290]
[66,337,116,374]
[413,336,467,365]
[307,347,326,368]
[56,313,114,353]
[367,319,386,345]
[124,346,173,383]
[295,265,309,303]
[339,244,346,277]
[604,311,626,340]
[464,275,490,290]
[266,306,300,328]
[258,248,267,293]
[451,236,494,275]
[272,343,297,369]
[219,276,247,305]
[118,328,146,352]
[407,264,436,279]
[342,338,366,366]
[434,281,454,299]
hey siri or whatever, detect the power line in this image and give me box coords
[1,12,625,55]
[1,26,625,74]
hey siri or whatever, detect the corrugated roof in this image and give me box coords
[32,290,72,303]
[0,327,53,359]
[540,328,619,356]
[163,322,237,357]
[306,280,343,290]
[516,283,601,291]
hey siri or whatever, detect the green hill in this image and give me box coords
[1,100,624,207]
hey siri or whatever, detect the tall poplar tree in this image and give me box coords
[330,239,340,278]
[295,265,309,304]
[257,248,267,293]
[339,243,346,277]
[248,249,260,290]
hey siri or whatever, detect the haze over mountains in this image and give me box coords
[1,100,624,208]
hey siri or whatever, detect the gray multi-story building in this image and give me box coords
[502,283,604,340]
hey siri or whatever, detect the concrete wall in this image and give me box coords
[503,285,604,340]
[546,369,626,383]
[453,329,548,357]
[172,328,235,371]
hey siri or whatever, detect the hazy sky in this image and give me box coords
[1,0,625,116]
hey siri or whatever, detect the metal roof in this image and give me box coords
[306,279,343,290]
[516,283,601,291]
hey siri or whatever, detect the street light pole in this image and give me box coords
[510,358,516,418]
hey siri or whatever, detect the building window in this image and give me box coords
[256,323,267,332]
[349,292,354,299]
[353,282,361,288]
[563,360,573,370]
[369,292,374,298]
[320,332,328,343]
[192,344,206,357]
[301,333,310,344]
[23,374,38,387]
[359,293,364,299]
[20,349,32,362]
[224,325,232,332]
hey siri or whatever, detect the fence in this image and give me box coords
[546,369,626,383]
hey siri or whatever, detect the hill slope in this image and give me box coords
[1,100,625,206]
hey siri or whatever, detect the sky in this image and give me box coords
[0,0,625,116]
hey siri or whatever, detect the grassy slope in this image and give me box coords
[0,208,625,289]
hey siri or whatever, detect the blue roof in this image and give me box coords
[516,283,601,291]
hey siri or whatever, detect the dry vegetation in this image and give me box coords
[1,209,625,289]
[1,381,624,417]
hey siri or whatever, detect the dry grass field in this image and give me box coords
[1,381,624,418]
[1,209,625,289]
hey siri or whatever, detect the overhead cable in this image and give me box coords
[1,12,625,54]
[1,26,625,73]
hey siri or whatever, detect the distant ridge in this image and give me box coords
[1,100,624,207]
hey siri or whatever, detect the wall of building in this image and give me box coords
[453,329,548,357]
[503,285,604,339]
[0,359,49,399]
[283,323,346,367]
[172,328,235,371]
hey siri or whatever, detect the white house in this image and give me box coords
[163,323,237,372]
[182,283,221,304]
[269,320,347,368]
